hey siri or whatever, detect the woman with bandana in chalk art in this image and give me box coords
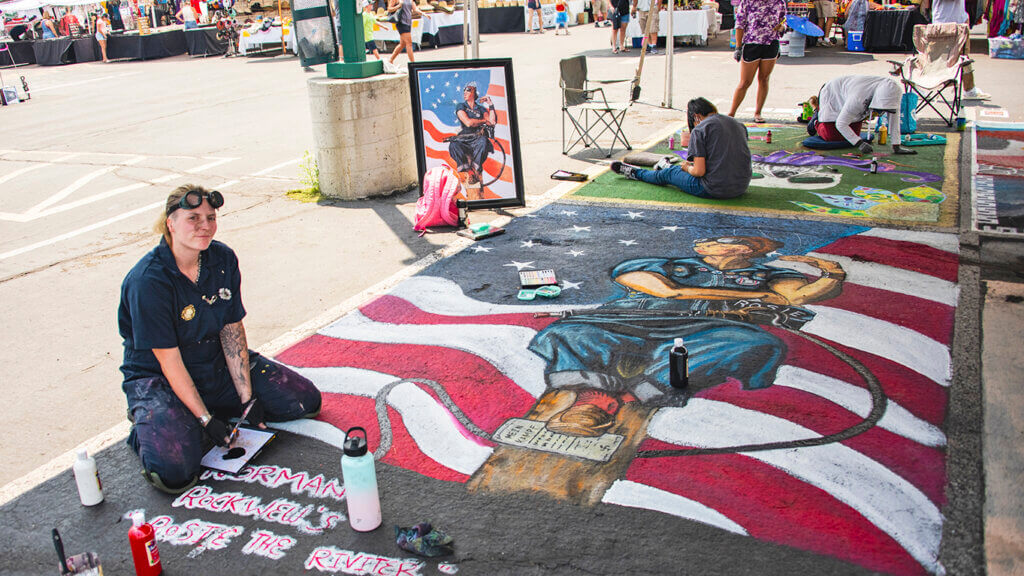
[529,235,845,438]
[118,185,322,494]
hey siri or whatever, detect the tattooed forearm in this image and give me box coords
[220,321,252,402]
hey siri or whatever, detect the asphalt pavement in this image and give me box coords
[0,19,1021,576]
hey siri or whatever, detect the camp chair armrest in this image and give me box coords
[588,78,632,85]
[887,59,905,75]
[563,86,599,99]
[960,57,974,68]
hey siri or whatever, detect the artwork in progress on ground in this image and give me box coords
[277,203,959,575]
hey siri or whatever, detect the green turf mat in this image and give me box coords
[571,124,959,227]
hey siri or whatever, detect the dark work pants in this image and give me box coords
[124,352,321,488]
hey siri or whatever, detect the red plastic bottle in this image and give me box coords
[766,130,773,144]
[129,512,162,576]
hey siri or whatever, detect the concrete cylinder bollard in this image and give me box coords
[307,74,419,200]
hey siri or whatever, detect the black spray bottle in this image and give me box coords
[669,338,689,389]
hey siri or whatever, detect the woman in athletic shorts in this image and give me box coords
[527,0,543,32]
[727,0,787,123]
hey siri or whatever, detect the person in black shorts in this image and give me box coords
[527,0,544,32]
[610,0,631,52]
[387,0,429,67]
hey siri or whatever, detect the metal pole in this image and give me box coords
[470,0,479,58]
[663,0,673,108]
[463,0,468,58]
[279,0,285,54]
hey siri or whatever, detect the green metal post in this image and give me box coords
[327,0,384,78]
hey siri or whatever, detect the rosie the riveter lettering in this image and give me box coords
[274,204,958,576]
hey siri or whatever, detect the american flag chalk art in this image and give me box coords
[274,204,958,576]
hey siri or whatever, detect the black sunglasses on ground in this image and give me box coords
[167,190,224,216]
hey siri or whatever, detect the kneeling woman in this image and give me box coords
[612,97,752,199]
[118,185,322,494]
[809,75,917,155]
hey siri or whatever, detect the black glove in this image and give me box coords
[733,45,742,62]
[242,397,266,428]
[856,139,873,154]
[892,144,918,155]
[204,417,231,447]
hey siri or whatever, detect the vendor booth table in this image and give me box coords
[72,37,100,62]
[106,29,187,60]
[32,37,73,65]
[862,8,927,52]
[185,26,227,56]
[371,12,472,47]
[627,6,719,45]
[370,17,427,47]
[0,40,36,67]
[478,6,524,33]
[238,23,295,55]
[518,0,585,30]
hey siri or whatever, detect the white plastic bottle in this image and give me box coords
[73,450,104,506]
[340,427,382,532]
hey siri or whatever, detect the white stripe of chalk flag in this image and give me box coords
[602,480,750,536]
[648,400,944,575]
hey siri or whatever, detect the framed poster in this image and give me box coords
[408,58,526,209]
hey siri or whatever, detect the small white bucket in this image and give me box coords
[787,32,806,57]
[780,32,791,56]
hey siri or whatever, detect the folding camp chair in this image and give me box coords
[888,23,971,127]
[560,55,633,157]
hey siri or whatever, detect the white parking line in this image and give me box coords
[0,164,49,187]
[30,72,143,93]
[186,157,239,174]
[27,165,123,215]
[252,157,301,176]
[0,200,163,262]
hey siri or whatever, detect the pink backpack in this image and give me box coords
[414,165,463,232]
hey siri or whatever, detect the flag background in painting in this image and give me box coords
[275,204,957,576]
[415,66,517,200]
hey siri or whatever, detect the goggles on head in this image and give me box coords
[168,189,224,216]
[694,237,744,245]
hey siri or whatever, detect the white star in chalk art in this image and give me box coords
[561,210,578,216]
[521,240,536,248]
[619,239,638,246]
[427,74,432,79]
[454,72,459,77]
[430,84,435,90]
[445,81,450,87]
[432,103,438,109]
[566,249,586,257]
[503,261,535,271]
[470,245,493,253]
[425,88,430,93]
[570,225,591,233]
[561,280,583,290]
[661,225,682,232]
[624,211,644,219]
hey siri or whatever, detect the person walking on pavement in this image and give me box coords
[386,0,430,68]
[727,0,787,122]
[612,97,752,199]
[632,0,660,54]
[610,0,631,52]
[118,185,322,494]
[919,0,990,99]
[527,0,544,32]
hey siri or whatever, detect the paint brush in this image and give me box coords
[53,528,68,575]
[229,400,255,445]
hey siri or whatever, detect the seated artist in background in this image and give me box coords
[119,185,322,494]
[808,74,917,155]
[611,97,752,199]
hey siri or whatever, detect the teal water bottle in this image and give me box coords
[341,427,382,532]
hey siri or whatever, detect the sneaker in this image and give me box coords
[963,87,991,100]
[141,469,198,495]
[546,403,615,437]
[611,161,639,180]
[646,47,659,54]
[653,157,673,171]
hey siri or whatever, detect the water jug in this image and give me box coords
[341,427,382,532]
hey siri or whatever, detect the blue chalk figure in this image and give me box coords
[529,236,846,437]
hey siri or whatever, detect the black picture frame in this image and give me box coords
[408,58,526,209]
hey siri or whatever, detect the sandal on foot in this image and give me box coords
[753,115,766,123]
